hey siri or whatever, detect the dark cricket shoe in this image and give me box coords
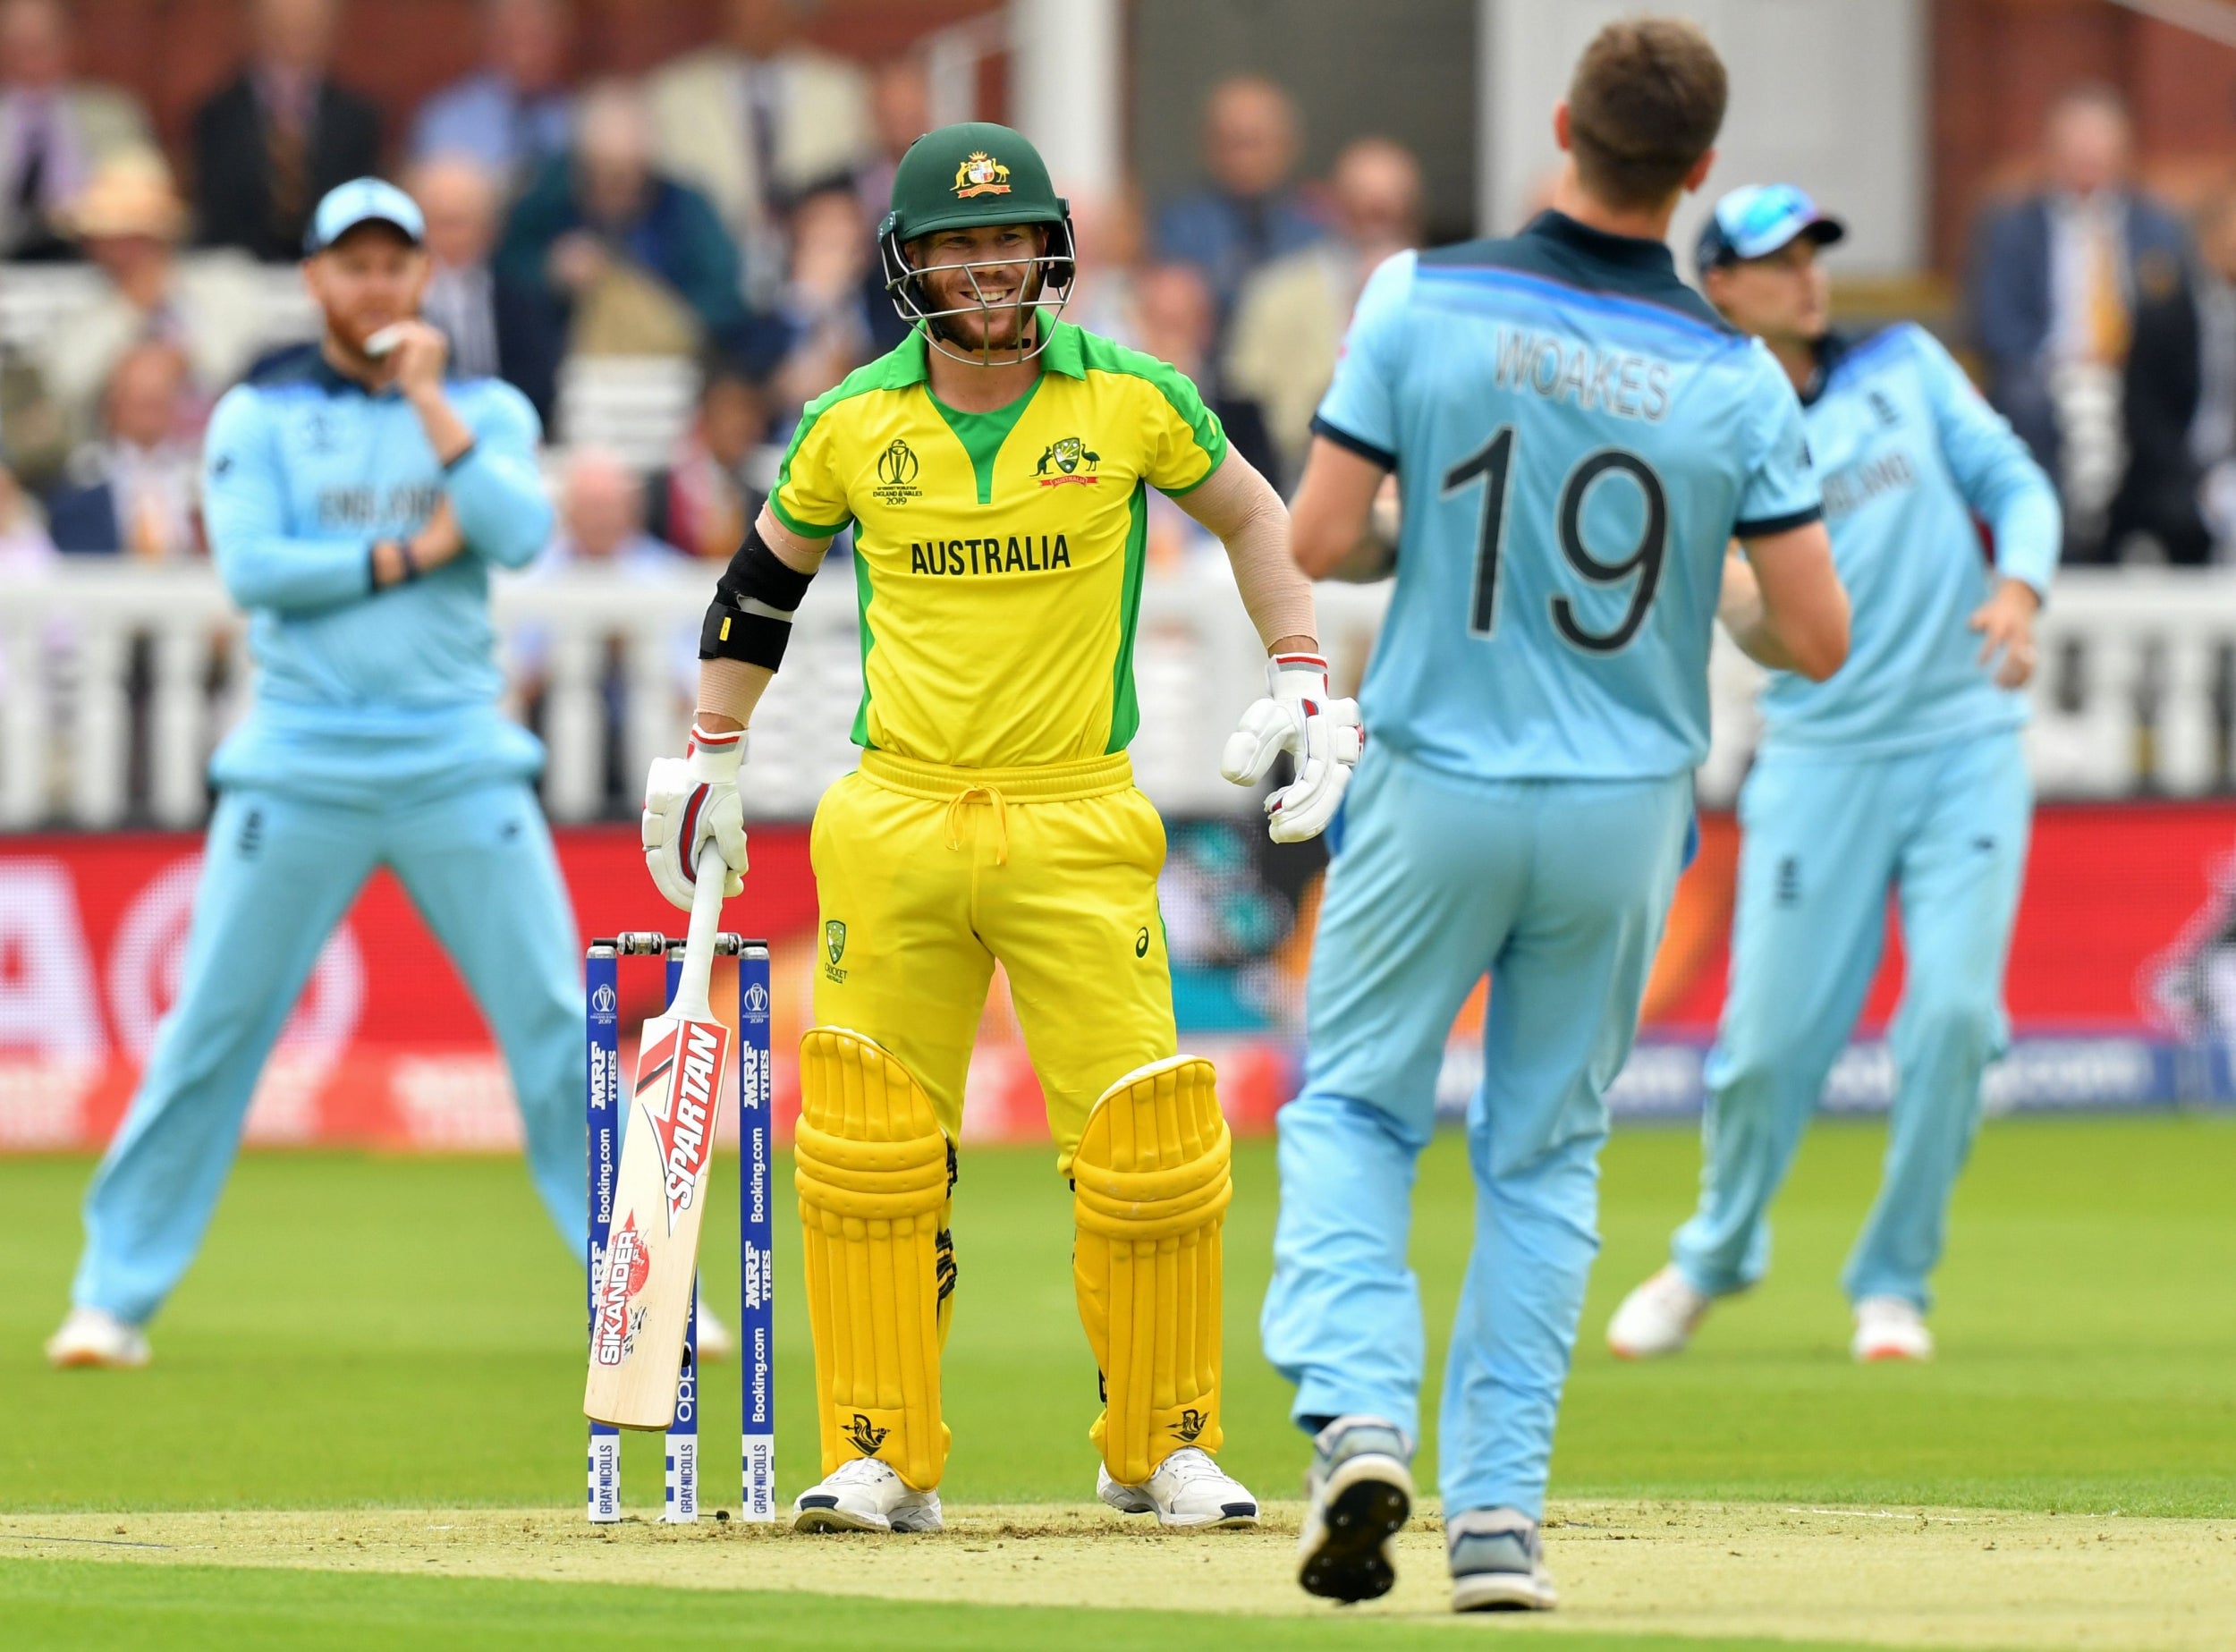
[1296,1415,1414,1603]
[1447,1506,1557,1612]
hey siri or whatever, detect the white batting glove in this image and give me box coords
[1219,652,1363,844]
[640,724,749,913]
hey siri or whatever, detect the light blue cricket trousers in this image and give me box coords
[73,780,586,1325]
[1262,742,1692,1521]
[1672,730,2032,1309]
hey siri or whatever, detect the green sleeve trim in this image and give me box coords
[849,547,878,750]
[1105,481,1150,753]
[767,490,851,539]
[1161,453,1224,497]
[927,377,1046,505]
[1073,331,1230,484]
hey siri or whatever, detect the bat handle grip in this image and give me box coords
[671,840,729,1020]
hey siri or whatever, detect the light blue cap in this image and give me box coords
[304,177,425,255]
[1695,183,1844,275]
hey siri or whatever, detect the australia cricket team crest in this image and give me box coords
[823,919,849,985]
[1036,436,1100,486]
[953,150,1012,199]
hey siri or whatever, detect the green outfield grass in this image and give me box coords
[0,1557,1900,1652]
[6,1112,2233,1647]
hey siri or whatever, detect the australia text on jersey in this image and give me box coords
[1494,326,1675,424]
[908,535,1075,576]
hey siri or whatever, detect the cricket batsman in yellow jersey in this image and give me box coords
[639,123,1361,1533]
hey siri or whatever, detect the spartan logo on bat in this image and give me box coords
[590,1216,653,1366]
[636,1021,726,1230]
[844,1413,891,1456]
[1035,436,1100,487]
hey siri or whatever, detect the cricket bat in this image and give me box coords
[584,843,733,1430]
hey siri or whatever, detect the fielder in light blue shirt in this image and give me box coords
[1265,20,1850,1615]
[1605,186,2059,1368]
[48,181,583,1370]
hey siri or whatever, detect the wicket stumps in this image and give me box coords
[585,934,775,1525]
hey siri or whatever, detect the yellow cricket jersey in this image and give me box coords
[768,321,1229,767]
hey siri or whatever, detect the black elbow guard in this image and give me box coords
[700,524,817,669]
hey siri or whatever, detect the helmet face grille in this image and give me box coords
[880,213,1080,367]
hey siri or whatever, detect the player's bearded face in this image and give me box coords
[308,227,431,355]
[914,225,1048,356]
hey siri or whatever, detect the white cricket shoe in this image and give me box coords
[694,1302,733,1364]
[1606,1266,1713,1360]
[45,1307,150,1370]
[1852,1296,1934,1362]
[1097,1446,1258,1529]
[1297,1415,1414,1603]
[1447,1507,1557,1612]
[792,1457,944,1532]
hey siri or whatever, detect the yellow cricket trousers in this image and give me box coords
[807,749,1179,1167]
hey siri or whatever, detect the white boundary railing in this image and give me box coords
[1,564,2231,827]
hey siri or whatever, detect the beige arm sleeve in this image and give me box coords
[1171,452,1318,651]
[694,506,836,730]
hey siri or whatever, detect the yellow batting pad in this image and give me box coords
[795,1027,954,1490]
[1071,1055,1232,1486]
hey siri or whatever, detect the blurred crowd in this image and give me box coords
[0,0,1427,590]
[12,2,2236,585]
[1963,82,2236,565]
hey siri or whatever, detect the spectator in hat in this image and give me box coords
[648,0,870,304]
[409,0,575,186]
[44,150,270,442]
[191,0,383,261]
[498,79,749,360]
[0,0,151,260]
[410,153,563,427]
[46,341,202,560]
[1226,136,1424,485]
[1154,75,1324,328]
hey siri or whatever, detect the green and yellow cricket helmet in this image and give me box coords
[877,122,1078,357]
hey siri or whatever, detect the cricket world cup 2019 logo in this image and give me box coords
[953,150,1012,199]
[871,438,922,506]
[823,920,849,985]
[1036,436,1100,487]
[591,1215,653,1366]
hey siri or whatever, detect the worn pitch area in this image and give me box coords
[4,1500,2232,1649]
